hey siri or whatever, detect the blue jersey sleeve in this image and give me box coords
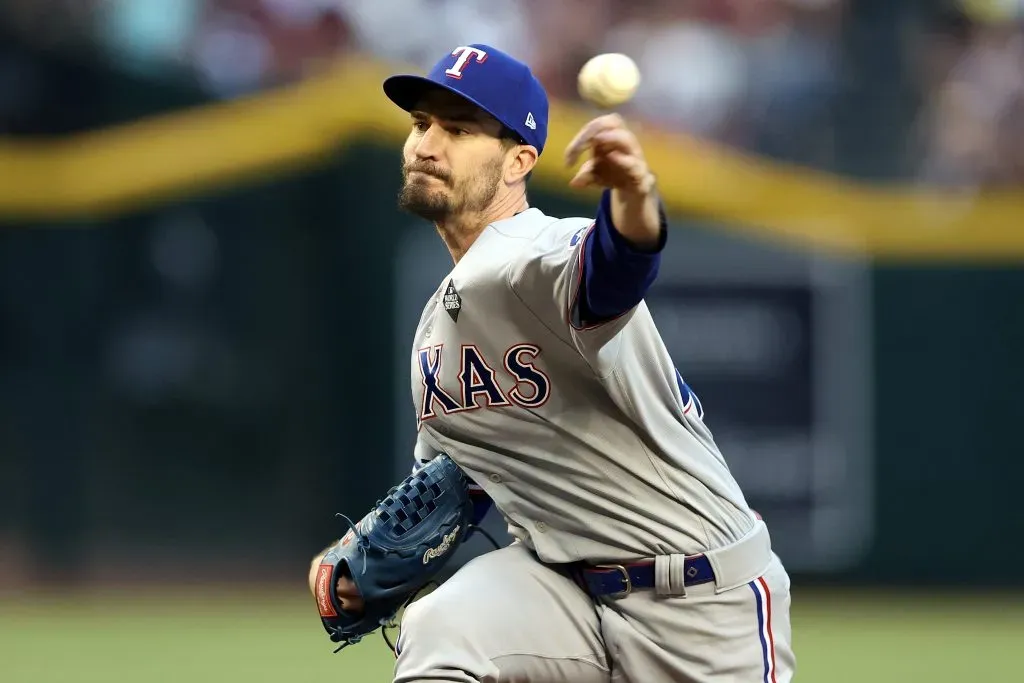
[571,189,668,328]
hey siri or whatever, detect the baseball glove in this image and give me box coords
[314,454,476,652]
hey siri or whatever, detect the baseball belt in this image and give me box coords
[573,517,772,599]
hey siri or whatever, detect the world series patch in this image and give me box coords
[443,279,462,322]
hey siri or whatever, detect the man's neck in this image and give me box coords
[436,191,529,264]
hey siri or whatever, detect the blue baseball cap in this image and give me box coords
[383,44,549,155]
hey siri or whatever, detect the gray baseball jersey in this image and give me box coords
[409,205,757,564]
[398,202,795,683]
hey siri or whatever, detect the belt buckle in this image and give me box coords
[594,564,632,598]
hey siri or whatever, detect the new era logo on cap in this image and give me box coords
[382,43,550,155]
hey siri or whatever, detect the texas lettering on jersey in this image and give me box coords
[417,343,550,423]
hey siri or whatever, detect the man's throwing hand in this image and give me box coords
[564,114,655,197]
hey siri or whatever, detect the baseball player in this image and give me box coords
[311,43,796,683]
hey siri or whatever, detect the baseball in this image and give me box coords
[577,53,641,109]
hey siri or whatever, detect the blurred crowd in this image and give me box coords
[913,5,1024,188]
[0,0,1022,185]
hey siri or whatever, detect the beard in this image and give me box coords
[398,168,452,222]
[398,157,503,222]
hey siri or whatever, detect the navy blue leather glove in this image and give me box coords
[313,455,475,652]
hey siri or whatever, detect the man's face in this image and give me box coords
[398,89,511,222]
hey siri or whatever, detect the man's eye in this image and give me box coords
[451,128,469,136]
[413,121,429,132]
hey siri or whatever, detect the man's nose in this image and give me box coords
[414,124,445,160]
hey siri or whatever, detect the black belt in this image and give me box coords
[574,555,716,598]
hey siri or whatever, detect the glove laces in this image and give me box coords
[334,512,370,576]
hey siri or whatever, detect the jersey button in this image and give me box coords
[536,521,548,533]
[488,473,502,483]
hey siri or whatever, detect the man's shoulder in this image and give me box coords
[490,208,594,261]
[495,210,595,309]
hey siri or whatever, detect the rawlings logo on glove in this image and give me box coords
[315,565,338,617]
[423,525,461,565]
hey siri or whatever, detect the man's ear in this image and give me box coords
[506,145,538,185]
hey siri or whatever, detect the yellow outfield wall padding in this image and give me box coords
[0,57,1022,261]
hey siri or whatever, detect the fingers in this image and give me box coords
[335,575,365,613]
[564,114,649,191]
[569,158,598,188]
[335,575,359,599]
[335,581,364,614]
[590,128,638,157]
[603,149,646,181]
[338,594,365,613]
[568,151,647,190]
[564,113,627,167]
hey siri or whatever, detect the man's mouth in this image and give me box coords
[408,169,447,182]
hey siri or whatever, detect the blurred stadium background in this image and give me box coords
[0,0,1022,681]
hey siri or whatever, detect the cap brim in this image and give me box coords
[383,75,451,112]
[382,75,520,140]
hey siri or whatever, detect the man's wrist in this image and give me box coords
[618,171,658,202]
